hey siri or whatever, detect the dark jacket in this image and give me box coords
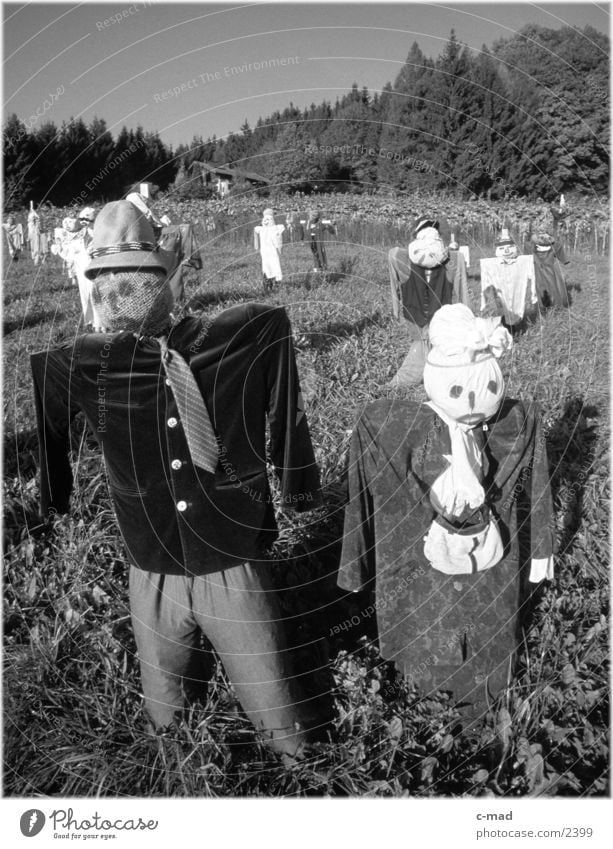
[400,263,453,327]
[337,398,554,700]
[31,303,321,575]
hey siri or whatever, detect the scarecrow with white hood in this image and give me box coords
[338,304,555,712]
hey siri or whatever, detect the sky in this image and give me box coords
[2,1,610,149]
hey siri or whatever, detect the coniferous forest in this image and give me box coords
[3,24,609,209]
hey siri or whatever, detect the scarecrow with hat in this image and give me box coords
[254,208,285,292]
[30,201,326,761]
[338,304,555,715]
[306,209,336,272]
[480,228,537,328]
[531,232,570,309]
[388,217,469,387]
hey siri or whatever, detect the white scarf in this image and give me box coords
[425,401,485,516]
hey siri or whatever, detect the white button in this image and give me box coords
[167,417,178,428]
[176,500,187,512]
[165,378,171,386]
[171,459,182,470]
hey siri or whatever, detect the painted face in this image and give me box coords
[495,243,518,260]
[423,356,505,424]
[63,217,79,233]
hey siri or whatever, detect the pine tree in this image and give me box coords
[3,114,37,208]
[377,42,436,191]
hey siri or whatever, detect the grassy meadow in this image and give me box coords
[3,218,609,797]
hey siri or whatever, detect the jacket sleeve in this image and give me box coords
[494,402,555,582]
[527,408,555,581]
[388,247,409,319]
[554,241,569,265]
[337,410,378,593]
[453,251,470,307]
[480,258,494,310]
[30,347,81,517]
[254,305,322,511]
[183,224,203,269]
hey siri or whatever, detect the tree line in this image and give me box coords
[3,23,609,209]
[178,24,609,199]
[3,118,176,211]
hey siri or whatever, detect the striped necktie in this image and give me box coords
[158,336,218,473]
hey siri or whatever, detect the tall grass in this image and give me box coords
[3,212,609,797]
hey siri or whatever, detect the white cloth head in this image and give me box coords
[408,227,448,268]
[62,217,79,233]
[495,243,518,260]
[428,304,512,366]
[422,304,512,517]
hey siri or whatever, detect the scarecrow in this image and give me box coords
[338,304,554,714]
[531,232,570,309]
[306,209,336,272]
[388,217,455,387]
[3,214,24,260]
[27,202,45,265]
[69,207,100,326]
[127,191,201,302]
[285,210,304,243]
[480,228,536,328]
[30,201,327,761]
[53,216,83,287]
[253,208,285,292]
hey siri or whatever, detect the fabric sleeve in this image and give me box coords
[388,247,409,319]
[183,224,203,269]
[480,259,493,310]
[529,556,554,582]
[554,241,569,265]
[453,251,470,307]
[30,347,81,517]
[253,227,260,251]
[526,255,537,305]
[254,305,322,511]
[527,408,555,580]
[337,411,378,593]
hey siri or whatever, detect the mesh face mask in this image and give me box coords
[91,269,173,335]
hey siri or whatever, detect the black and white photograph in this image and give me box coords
[2,0,610,844]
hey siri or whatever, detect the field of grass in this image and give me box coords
[3,220,609,797]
